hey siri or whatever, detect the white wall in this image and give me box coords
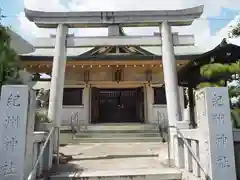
[148,86,185,125]
[59,86,185,126]
[152,105,168,125]
[61,104,169,126]
[61,106,85,126]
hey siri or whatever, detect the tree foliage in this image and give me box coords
[200,62,240,79]
[231,22,240,38]
[0,14,22,88]
[197,25,240,90]
[199,62,240,97]
[199,61,240,128]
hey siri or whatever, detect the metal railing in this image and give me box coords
[168,125,210,180]
[27,126,56,180]
[157,111,168,142]
[156,110,209,179]
[156,111,171,166]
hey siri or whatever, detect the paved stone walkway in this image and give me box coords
[56,142,169,173]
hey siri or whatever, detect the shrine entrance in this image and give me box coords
[91,87,144,124]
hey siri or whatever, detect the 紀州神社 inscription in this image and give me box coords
[210,92,232,173]
[0,86,29,180]
[196,87,236,180]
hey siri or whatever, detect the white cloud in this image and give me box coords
[196,14,240,51]
[68,0,187,11]
[17,0,68,40]
[17,0,240,49]
[24,0,67,11]
[18,12,56,39]
[217,15,240,45]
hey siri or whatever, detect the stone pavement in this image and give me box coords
[55,142,170,173]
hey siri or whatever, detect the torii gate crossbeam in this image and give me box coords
[25,5,203,28]
[33,34,195,48]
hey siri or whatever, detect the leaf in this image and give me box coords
[231,109,240,129]
[200,63,231,79]
[231,22,240,38]
[0,25,21,87]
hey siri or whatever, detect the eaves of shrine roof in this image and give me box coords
[178,39,240,87]
[20,45,203,61]
[180,39,240,72]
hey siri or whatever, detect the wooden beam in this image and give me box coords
[34,35,194,48]
[22,60,190,66]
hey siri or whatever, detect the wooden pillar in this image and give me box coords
[83,86,90,124]
[145,84,154,123]
[188,86,196,128]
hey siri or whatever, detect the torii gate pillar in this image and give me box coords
[48,24,68,152]
[161,21,182,164]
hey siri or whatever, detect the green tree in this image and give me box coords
[231,22,240,38]
[198,61,240,128]
[199,21,240,89]
[0,10,22,88]
[199,62,240,96]
[198,24,240,128]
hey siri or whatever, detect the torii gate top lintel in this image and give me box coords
[24,5,204,28]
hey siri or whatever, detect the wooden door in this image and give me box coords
[98,89,139,123]
[99,90,119,123]
[91,87,100,124]
[136,87,145,123]
[119,89,137,122]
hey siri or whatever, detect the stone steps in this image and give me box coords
[72,136,162,143]
[74,132,160,138]
[83,123,159,132]
[60,134,162,144]
[51,143,177,180]
[49,168,182,180]
[79,129,160,133]
[60,123,162,144]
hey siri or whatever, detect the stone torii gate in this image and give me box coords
[24,5,204,159]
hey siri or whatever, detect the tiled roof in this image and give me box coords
[21,45,204,57]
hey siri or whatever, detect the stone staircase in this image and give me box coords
[60,123,163,144]
[51,124,181,180]
[48,142,181,180]
[49,168,181,180]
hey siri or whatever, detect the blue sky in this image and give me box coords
[1,0,23,27]
[209,7,240,35]
[1,0,240,45]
